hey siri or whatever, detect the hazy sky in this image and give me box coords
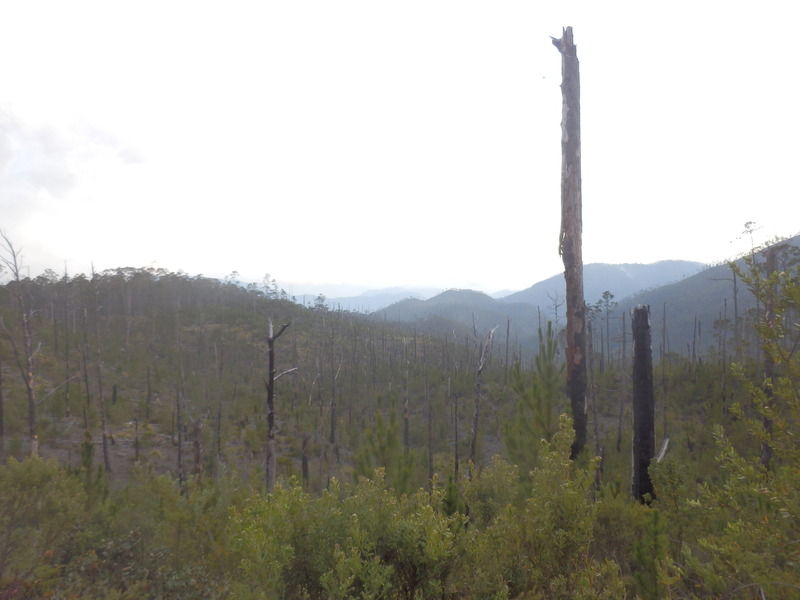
[1,1,798,297]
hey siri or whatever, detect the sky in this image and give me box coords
[1,1,798,298]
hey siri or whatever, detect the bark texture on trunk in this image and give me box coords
[553,27,587,458]
[632,305,656,503]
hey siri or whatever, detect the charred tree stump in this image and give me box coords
[632,305,656,503]
[553,27,587,458]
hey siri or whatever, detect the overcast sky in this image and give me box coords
[1,1,798,297]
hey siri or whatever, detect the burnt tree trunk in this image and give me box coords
[632,305,655,503]
[265,320,291,493]
[553,27,587,458]
[88,271,112,473]
[616,311,627,452]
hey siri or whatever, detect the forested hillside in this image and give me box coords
[0,245,798,598]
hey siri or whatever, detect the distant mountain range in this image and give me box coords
[329,260,704,314]
[499,260,705,307]
[363,260,705,354]
[326,287,442,313]
[353,235,799,360]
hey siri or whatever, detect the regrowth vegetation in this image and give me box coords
[0,238,797,598]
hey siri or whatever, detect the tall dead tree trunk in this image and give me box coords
[63,272,72,418]
[616,311,627,452]
[451,378,459,482]
[552,27,587,459]
[177,389,186,495]
[587,318,603,493]
[761,247,777,469]
[1,233,39,456]
[265,320,292,493]
[468,326,497,477]
[301,433,310,488]
[92,281,112,473]
[403,339,410,455]
[424,339,434,487]
[632,305,656,503]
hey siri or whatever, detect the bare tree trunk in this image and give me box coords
[134,412,140,463]
[80,306,92,431]
[301,433,310,489]
[92,273,112,473]
[504,318,511,386]
[177,389,186,494]
[214,385,225,477]
[265,320,291,493]
[632,306,655,503]
[146,365,152,422]
[64,274,72,418]
[616,312,627,452]
[0,234,39,456]
[468,327,497,477]
[193,420,203,481]
[761,247,777,469]
[661,303,669,436]
[451,378,459,482]
[732,268,740,361]
[403,339,410,454]
[553,27,587,459]
[426,354,433,487]
[588,319,602,493]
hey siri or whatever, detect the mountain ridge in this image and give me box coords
[363,238,799,356]
[328,260,704,314]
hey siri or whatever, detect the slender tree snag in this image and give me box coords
[587,319,603,493]
[616,311,627,452]
[64,272,72,418]
[468,326,497,477]
[403,339,410,454]
[265,320,291,493]
[552,27,587,458]
[424,340,433,487]
[92,272,112,473]
[451,378,459,482]
[504,318,511,386]
[301,432,310,488]
[632,305,656,503]
[761,247,777,469]
[1,236,39,456]
[177,389,186,495]
[193,420,203,480]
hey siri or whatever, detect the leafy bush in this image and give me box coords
[0,457,86,588]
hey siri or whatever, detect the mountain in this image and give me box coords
[613,236,800,356]
[327,287,441,312]
[371,289,542,352]
[500,260,704,307]
[326,262,702,315]
[371,261,706,352]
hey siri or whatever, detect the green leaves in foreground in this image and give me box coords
[0,457,86,585]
